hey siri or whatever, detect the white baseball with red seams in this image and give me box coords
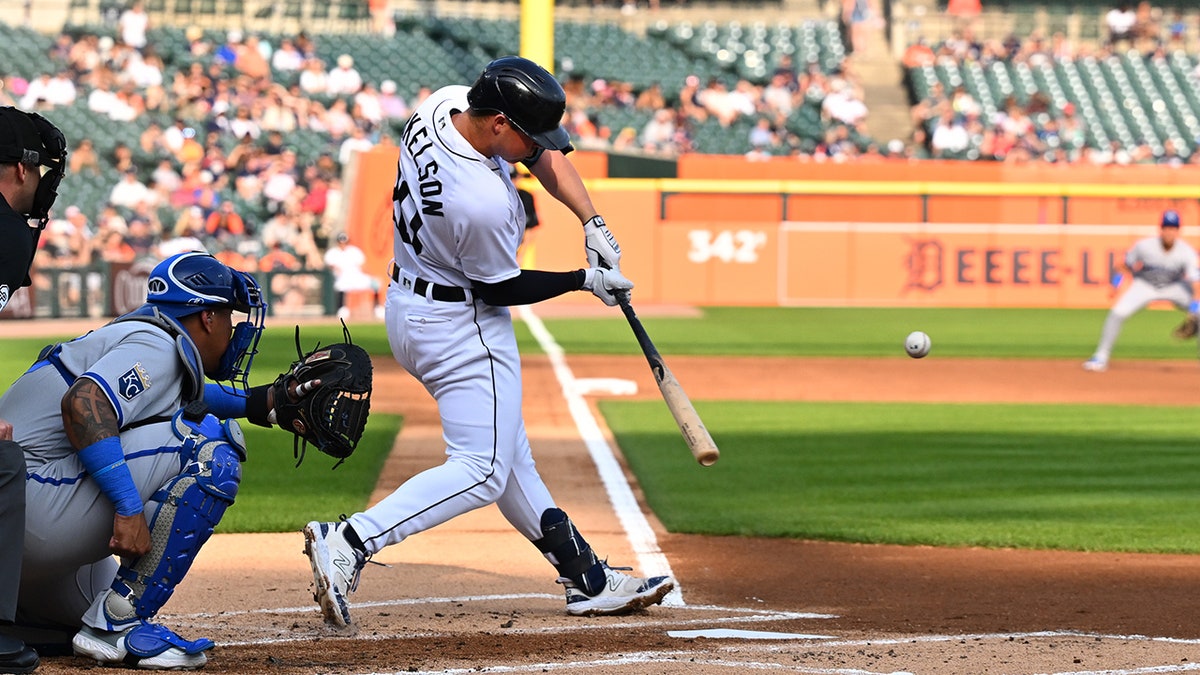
[905,331,931,358]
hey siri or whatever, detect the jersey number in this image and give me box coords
[393,179,424,255]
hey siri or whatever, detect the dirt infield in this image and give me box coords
[32,333,1200,673]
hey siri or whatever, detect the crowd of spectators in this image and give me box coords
[560,52,879,161]
[903,2,1200,165]
[0,6,893,296]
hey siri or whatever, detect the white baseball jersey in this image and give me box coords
[348,85,555,552]
[391,85,526,288]
[1127,236,1200,289]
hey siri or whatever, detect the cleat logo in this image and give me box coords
[332,551,355,580]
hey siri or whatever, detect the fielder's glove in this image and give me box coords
[583,215,621,271]
[582,266,633,307]
[270,325,373,467]
[1173,314,1199,340]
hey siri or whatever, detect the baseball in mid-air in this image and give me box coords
[905,331,931,359]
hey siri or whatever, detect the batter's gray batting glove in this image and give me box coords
[583,215,622,271]
[583,266,633,307]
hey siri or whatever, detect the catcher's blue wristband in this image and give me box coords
[1111,273,1124,289]
[77,436,143,517]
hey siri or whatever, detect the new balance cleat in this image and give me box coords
[72,621,212,670]
[303,520,367,627]
[1082,358,1108,372]
[559,562,675,617]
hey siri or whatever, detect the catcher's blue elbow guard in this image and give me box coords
[101,409,244,628]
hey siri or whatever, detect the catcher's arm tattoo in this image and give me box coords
[62,379,120,449]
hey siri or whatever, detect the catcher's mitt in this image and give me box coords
[1173,314,1199,340]
[273,324,373,467]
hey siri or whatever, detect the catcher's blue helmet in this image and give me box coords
[1162,210,1181,228]
[144,252,266,391]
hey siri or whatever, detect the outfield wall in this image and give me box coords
[346,148,1200,309]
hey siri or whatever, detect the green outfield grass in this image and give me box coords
[603,400,1200,553]
[3,307,1198,550]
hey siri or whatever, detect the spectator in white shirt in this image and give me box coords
[338,124,375,165]
[298,58,328,96]
[118,0,149,50]
[271,38,304,72]
[930,108,970,157]
[353,82,384,128]
[1106,3,1137,47]
[109,169,153,210]
[326,54,363,96]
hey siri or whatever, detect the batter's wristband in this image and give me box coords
[1111,273,1124,289]
[77,437,143,517]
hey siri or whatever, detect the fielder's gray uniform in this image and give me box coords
[0,317,203,629]
[1090,236,1200,363]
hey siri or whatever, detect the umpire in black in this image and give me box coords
[0,105,68,674]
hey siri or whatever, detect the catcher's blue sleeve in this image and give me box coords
[204,384,248,420]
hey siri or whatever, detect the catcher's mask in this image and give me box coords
[144,251,267,393]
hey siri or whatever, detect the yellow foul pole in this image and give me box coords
[520,0,555,71]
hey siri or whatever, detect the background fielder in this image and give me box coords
[1084,209,1200,372]
[303,55,674,628]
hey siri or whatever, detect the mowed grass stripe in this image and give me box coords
[602,400,1200,553]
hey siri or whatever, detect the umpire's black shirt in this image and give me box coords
[0,193,33,311]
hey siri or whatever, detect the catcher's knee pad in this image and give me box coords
[102,409,244,627]
[534,508,603,594]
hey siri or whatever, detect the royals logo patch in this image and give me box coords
[118,363,152,401]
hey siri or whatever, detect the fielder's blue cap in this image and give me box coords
[1162,210,1181,228]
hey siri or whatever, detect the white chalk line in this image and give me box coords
[516,305,681,606]
[337,631,1200,675]
[169,595,831,646]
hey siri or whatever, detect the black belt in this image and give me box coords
[390,266,467,302]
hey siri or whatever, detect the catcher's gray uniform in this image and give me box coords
[1086,231,1200,369]
[3,251,266,670]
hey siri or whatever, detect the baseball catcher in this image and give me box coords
[251,324,373,468]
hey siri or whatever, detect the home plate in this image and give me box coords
[573,378,638,396]
[667,629,835,640]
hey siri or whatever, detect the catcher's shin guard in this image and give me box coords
[100,409,245,629]
[533,508,605,595]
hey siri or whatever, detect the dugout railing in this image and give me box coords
[0,264,338,320]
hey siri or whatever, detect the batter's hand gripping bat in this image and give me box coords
[616,292,719,466]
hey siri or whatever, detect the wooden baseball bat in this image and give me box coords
[616,293,719,467]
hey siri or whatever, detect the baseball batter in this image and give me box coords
[1084,209,1200,372]
[304,56,675,627]
[1,252,268,670]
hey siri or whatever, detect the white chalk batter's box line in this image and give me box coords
[169,595,833,644]
[340,631,1200,675]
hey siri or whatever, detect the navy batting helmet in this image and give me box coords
[1162,210,1181,228]
[467,56,570,151]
